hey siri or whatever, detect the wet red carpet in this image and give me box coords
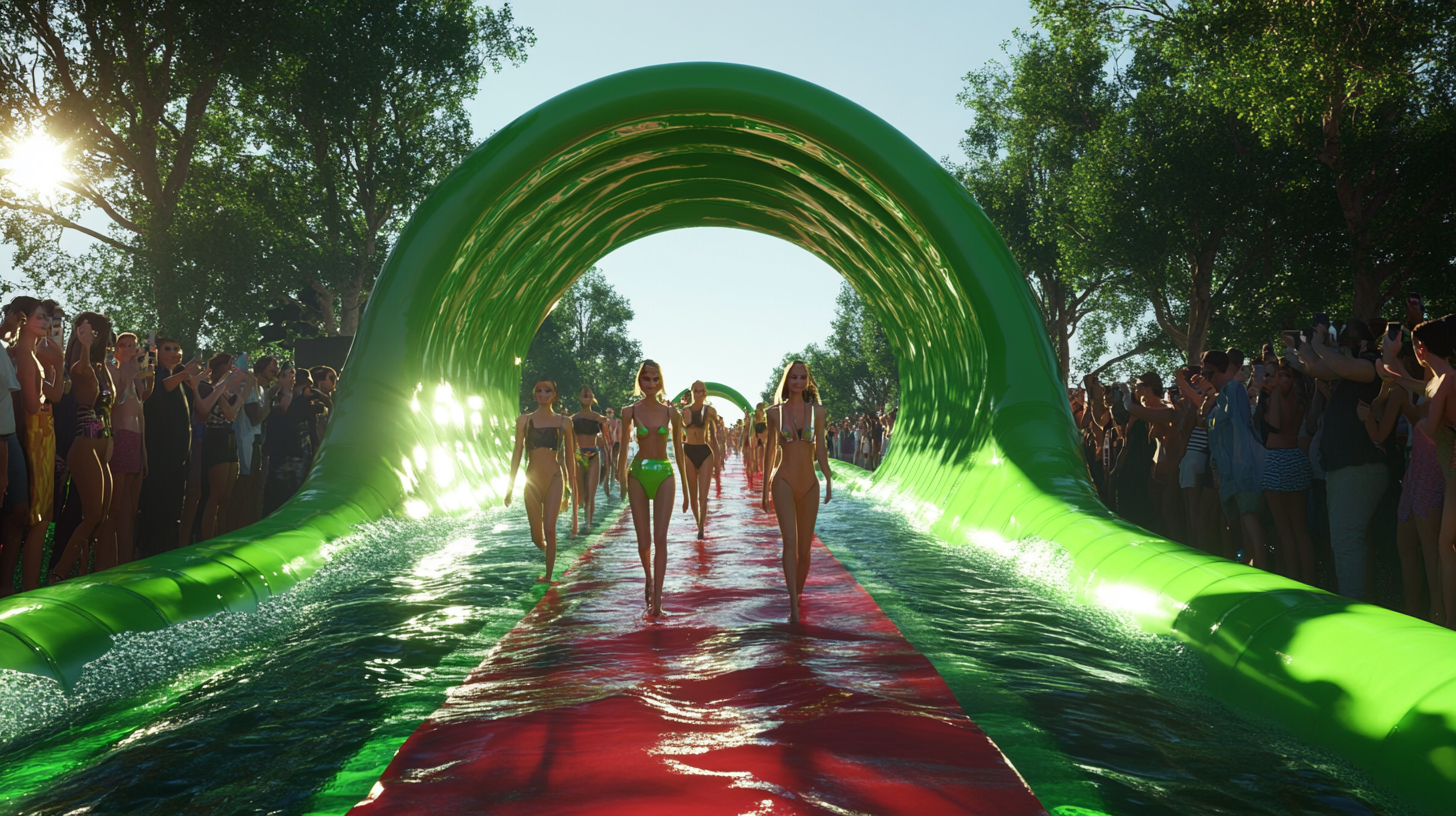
[351,464,1043,815]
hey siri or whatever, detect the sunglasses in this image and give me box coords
[161,345,181,352]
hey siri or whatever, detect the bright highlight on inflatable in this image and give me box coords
[0,63,1450,812]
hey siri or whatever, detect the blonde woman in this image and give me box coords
[506,380,577,584]
[571,385,609,531]
[762,360,832,623]
[619,361,686,616]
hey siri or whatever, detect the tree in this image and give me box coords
[1077,0,1456,322]
[520,267,643,414]
[242,0,534,338]
[0,0,284,341]
[762,282,897,420]
[1066,43,1290,364]
[956,26,1123,383]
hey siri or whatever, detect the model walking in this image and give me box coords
[506,380,577,584]
[761,360,832,624]
[571,386,609,531]
[619,360,686,617]
[681,381,720,540]
[53,316,115,581]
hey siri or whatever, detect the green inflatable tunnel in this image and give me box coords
[671,381,752,414]
[0,63,1451,810]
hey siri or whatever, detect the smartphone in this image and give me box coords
[1387,321,1401,342]
[1254,364,1265,380]
[49,318,62,340]
[234,351,249,372]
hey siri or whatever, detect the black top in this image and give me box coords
[143,365,194,469]
[529,417,562,451]
[685,406,708,428]
[1320,356,1385,472]
[572,416,601,436]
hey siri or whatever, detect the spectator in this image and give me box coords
[195,354,250,542]
[1261,360,1315,584]
[264,367,324,515]
[1203,349,1268,569]
[311,365,338,442]
[1300,319,1385,599]
[8,297,62,591]
[138,340,201,555]
[95,331,146,568]
[52,314,116,582]
[230,356,280,533]
[0,304,29,596]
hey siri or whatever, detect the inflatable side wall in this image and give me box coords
[0,64,1450,811]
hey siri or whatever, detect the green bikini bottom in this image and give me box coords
[629,457,674,499]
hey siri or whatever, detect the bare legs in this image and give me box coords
[770,476,820,624]
[684,457,712,540]
[1265,490,1314,584]
[524,466,564,584]
[54,439,112,580]
[200,461,238,542]
[577,455,600,530]
[627,472,674,616]
[96,470,137,570]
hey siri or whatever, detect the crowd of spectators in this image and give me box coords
[828,407,894,471]
[0,297,338,595]
[1072,298,1455,626]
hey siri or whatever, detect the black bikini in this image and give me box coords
[684,406,712,469]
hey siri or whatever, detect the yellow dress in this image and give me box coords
[23,405,54,526]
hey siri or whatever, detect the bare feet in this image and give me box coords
[535,575,551,584]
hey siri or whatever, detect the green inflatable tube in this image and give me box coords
[670,381,753,414]
[0,63,1450,810]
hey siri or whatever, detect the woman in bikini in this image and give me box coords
[619,361,686,617]
[761,360,832,624]
[195,354,249,542]
[506,380,577,584]
[52,315,116,581]
[681,381,720,540]
[571,386,609,532]
[7,298,63,590]
[749,403,769,483]
[601,407,619,493]
[94,331,147,569]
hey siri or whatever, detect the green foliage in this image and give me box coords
[240,0,534,337]
[954,26,1124,383]
[519,267,643,415]
[761,282,897,420]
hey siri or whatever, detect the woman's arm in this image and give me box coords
[618,406,632,496]
[814,405,832,504]
[19,354,42,415]
[761,408,780,511]
[671,406,688,512]
[505,415,526,506]
[563,420,578,503]
[1265,386,1283,431]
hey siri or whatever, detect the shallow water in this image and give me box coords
[0,465,1430,815]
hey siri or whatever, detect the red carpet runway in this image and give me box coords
[351,464,1043,815]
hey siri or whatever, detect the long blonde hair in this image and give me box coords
[774,359,820,404]
[632,359,665,398]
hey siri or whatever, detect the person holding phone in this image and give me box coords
[195,354,249,542]
[94,332,146,568]
[137,338,202,555]
[52,314,116,582]
[1298,318,1385,599]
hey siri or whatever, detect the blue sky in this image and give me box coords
[3,0,1038,409]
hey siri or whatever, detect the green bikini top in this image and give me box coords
[636,423,670,438]
[778,404,815,443]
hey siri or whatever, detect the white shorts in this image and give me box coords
[1179,450,1208,490]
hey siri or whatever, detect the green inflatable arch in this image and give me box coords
[0,63,1450,809]
[671,381,752,414]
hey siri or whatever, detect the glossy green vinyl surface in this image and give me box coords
[671,381,752,414]
[0,62,1450,810]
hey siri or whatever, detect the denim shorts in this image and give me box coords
[1,432,28,510]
